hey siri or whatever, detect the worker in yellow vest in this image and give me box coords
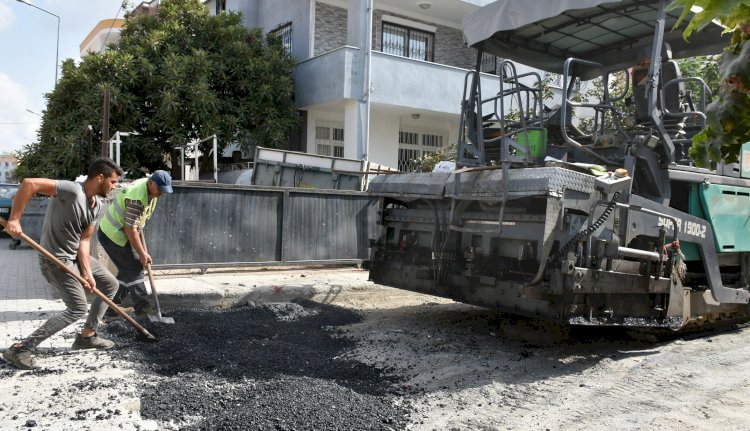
[97,170,173,316]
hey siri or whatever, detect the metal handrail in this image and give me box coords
[661,76,711,126]
[561,57,628,165]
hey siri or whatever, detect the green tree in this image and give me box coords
[677,55,721,96]
[668,0,750,166]
[16,0,298,180]
[574,69,634,137]
[411,144,457,173]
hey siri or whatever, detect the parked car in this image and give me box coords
[0,183,19,219]
[0,183,19,245]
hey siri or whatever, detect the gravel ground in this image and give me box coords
[4,279,750,430]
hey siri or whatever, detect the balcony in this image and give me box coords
[294,46,500,115]
[294,46,361,108]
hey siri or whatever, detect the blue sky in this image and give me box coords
[0,0,128,155]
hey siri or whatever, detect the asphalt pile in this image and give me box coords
[106,299,410,430]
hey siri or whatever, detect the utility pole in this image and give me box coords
[87,125,94,166]
[100,88,110,157]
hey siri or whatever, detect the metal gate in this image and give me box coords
[144,183,380,270]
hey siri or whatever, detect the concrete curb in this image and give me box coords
[145,270,379,310]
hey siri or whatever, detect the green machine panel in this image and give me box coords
[682,184,705,261]
[695,183,750,252]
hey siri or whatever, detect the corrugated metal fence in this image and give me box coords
[12,197,48,242]
[143,182,381,269]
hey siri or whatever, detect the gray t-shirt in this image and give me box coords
[41,180,102,260]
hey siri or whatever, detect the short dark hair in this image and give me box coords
[88,158,124,179]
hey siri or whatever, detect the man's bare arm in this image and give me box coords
[76,225,96,292]
[4,178,57,237]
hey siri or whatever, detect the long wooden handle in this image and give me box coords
[139,230,163,317]
[0,217,156,340]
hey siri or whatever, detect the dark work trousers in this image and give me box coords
[96,229,151,310]
[24,255,118,348]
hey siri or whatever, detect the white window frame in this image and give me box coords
[315,121,344,158]
[397,127,447,172]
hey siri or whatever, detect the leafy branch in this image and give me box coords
[668,0,750,166]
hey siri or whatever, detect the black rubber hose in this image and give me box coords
[549,191,622,264]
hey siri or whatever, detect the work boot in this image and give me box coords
[104,305,135,318]
[135,302,156,317]
[71,333,115,350]
[3,344,36,370]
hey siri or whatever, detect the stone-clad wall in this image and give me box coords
[314,2,348,56]
[314,2,476,69]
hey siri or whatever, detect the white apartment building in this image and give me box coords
[87,0,547,171]
[80,19,126,57]
[80,0,160,57]
[0,154,18,183]
[206,0,540,171]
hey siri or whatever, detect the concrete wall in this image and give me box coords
[295,46,360,108]
[222,0,314,61]
[370,52,472,114]
[206,0,259,26]
[368,108,399,168]
[296,48,499,115]
[256,0,313,61]
[232,0,260,27]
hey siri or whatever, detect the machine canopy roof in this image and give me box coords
[462,0,728,80]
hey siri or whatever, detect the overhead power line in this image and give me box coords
[99,1,129,54]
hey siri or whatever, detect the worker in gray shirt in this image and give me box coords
[2,158,124,370]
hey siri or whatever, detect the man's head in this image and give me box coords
[147,170,173,198]
[87,158,124,197]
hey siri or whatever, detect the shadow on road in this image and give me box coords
[344,301,677,392]
[0,310,64,324]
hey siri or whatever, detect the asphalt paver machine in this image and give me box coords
[368,0,750,330]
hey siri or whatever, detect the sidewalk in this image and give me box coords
[0,237,67,349]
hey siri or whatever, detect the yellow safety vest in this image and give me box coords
[100,178,158,247]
